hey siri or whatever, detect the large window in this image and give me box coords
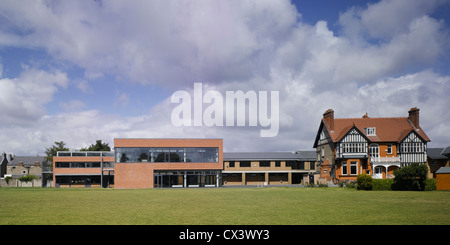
[154,170,220,188]
[259,161,270,167]
[350,161,358,175]
[115,147,219,163]
[240,161,251,167]
[340,143,366,153]
[369,144,379,158]
[341,161,357,175]
[55,175,114,188]
[55,162,113,168]
[401,142,424,153]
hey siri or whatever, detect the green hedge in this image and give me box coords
[373,179,394,190]
[364,178,436,191]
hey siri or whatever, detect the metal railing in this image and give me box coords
[370,156,400,163]
[56,151,114,157]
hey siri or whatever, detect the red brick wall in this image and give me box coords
[114,138,223,189]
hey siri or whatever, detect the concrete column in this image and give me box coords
[265,172,269,185]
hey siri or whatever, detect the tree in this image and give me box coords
[392,163,428,191]
[45,141,69,163]
[80,140,111,151]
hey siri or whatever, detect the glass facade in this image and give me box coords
[55,175,114,188]
[55,162,114,168]
[154,170,221,188]
[115,147,219,163]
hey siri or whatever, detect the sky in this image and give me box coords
[0,0,449,156]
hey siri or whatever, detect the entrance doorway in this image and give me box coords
[374,166,384,179]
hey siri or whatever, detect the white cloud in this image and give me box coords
[338,0,446,40]
[0,0,449,155]
[0,67,68,126]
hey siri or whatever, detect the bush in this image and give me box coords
[345,181,357,189]
[425,178,436,191]
[18,174,36,183]
[357,174,373,190]
[372,179,394,190]
[5,176,13,185]
[392,163,428,191]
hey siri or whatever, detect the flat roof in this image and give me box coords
[223,151,316,161]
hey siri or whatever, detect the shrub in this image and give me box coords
[372,179,393,190]
[5,176,13,185]
[357,174,373,190]
[425,178,436,191]
[392,163,428,191]
[345,181,357,189]
[18,174,36,183]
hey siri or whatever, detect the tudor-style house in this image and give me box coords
[313,107,430,183]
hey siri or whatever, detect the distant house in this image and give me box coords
[1,152,48,187]
[427,148,450,178]
[313,107,431,183]
[7,156,45,178]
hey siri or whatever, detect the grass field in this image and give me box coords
[1,187,450,225]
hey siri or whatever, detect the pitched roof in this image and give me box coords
[436,167,450,174]
[427,148,448,160]
[8,156,47,166]
[323,116,430,143]
[441,146,450,156]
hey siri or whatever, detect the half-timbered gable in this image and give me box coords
[399,130,427,166]
[336,127,368,159]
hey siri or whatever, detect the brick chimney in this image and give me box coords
[408,107,420,128]
[323,109,334,131]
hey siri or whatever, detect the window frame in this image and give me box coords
[350,161,358,175]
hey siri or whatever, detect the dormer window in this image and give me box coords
[365,127,376,136]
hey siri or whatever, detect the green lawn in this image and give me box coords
[1,187,450,225]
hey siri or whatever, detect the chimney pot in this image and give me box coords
[323,109,334,131]
[408,107,420,128]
